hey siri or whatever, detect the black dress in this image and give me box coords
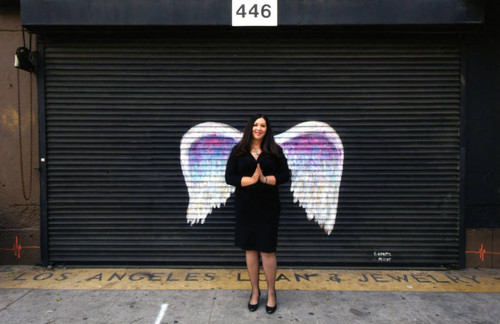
[225,145,290,252]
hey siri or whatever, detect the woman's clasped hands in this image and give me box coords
[242,164,275,187]
[252,164,272,185]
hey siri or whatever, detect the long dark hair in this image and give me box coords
[234,114,280,157]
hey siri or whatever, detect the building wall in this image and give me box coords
[0,2,498,267]
[464,0,500,269]
[0,8,40,264]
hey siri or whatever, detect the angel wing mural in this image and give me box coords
[180,121,344,235]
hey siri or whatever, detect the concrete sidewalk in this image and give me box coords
[1,288,500,323]
[1,266,500,323]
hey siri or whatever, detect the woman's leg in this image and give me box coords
[246,250,260,304]
[261,252,277,306]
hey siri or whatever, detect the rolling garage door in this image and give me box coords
[40,30,461,267]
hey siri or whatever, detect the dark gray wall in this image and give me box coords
[20,0,483,26]
[465,0,500,228]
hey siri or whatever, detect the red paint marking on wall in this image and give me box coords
[0,236,40,259]
[466,243,500,262]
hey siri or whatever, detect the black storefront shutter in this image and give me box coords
[41,30,460,267]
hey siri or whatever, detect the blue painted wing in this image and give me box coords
[180,122,242,225]
[276,121,344,235]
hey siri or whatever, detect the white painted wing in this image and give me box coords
[180,122,242,225]
[276,121,344,235]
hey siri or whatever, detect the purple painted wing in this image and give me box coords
[180,122,241,224]
[276,121,344,235]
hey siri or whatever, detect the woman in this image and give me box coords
[225,114,290,314]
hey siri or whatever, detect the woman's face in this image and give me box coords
[252,117,267,141]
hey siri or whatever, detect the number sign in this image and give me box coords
[232,0,277,26]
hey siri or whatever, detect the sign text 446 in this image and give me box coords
[232,0,277,26]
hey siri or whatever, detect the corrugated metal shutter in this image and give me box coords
[41,30,461,267]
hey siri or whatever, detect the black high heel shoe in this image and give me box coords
[248,289,261,312]
[266,290,277,314]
